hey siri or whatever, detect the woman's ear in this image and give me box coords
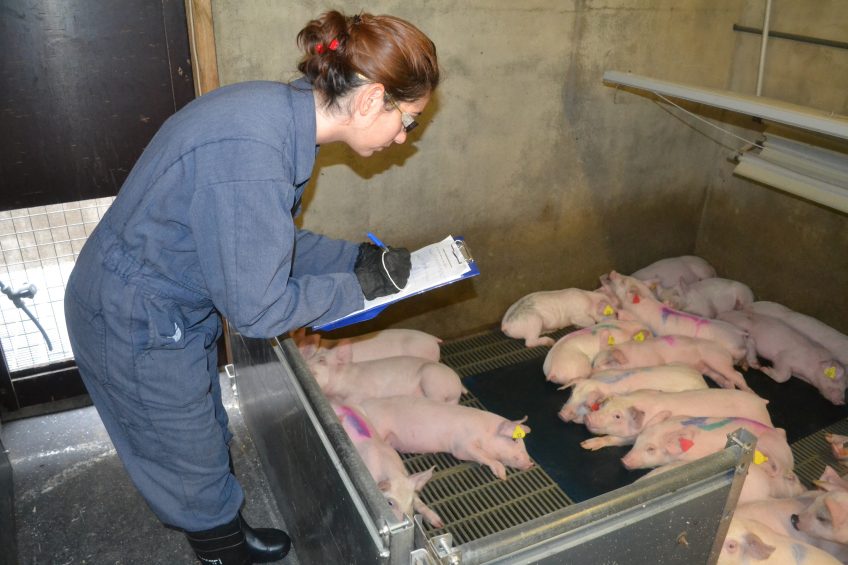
[356,83,386,118]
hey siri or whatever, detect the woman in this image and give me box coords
[64,10,439,564]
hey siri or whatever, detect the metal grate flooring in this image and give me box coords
[429,326,848,541]
[792,419,848,489]
[405,328,574,545]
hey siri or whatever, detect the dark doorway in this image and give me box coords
[0,0,195,418]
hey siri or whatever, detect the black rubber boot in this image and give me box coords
[241,514,291,563]
[185,515,250,565]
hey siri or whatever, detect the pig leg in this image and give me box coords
[581,435,634,450]
[571,314,598,328]
[703,361,752,392]
[526,334,556,348]
[742,335,760,370]
[413,496,444,528]
[459,442,508,480]
[759,357,793,383]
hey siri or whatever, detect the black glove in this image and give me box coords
[354,242,411,300]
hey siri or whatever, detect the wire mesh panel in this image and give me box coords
[0,197,113,373]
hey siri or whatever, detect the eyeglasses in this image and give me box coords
[355,72,419,133]
[385,94,418,133]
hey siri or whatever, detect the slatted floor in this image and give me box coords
[415,325,848,546]
[408,328,574,545]
[792,419,848,488]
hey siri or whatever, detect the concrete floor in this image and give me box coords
[4,372,299,565]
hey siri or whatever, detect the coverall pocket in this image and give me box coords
[136,298,213,409]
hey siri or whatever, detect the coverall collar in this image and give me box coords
[289,77,318,187]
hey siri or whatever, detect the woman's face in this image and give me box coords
[350,94,430,157]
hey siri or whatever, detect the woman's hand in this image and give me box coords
[354,243,411,299]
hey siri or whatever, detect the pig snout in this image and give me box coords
[621,452,640,470]
[824,385,847,406]
[558,405,575,422]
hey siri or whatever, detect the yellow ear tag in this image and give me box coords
[607,335,616,346]
[603,305,615,316]
[825,366,837,380]
[512,426,526,440]
[753,450,768,465]
[633,331,646,342]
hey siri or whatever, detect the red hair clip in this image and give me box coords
[316,38,339,55]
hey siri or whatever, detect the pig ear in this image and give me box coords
[409,466,436,491]
[629,407,646,430]
[664,433,683,456]
[646,278,662,293]
[300,340,323,360]
[644,409,672,429]
[290,327,306,342]
[611,348,628,365]
[335,341,354,364]
[819,465,842,484]
[825,496,848,528]
[597,330,613,350]
[743,533,775,560]
[677,277,688,292]
[585,390,605,406]
[498,416,530,438]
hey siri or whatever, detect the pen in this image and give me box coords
[367,232,390,252]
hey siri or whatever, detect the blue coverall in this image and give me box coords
[64,79,365,530]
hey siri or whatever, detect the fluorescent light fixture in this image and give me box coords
[603,71,848,140]
[602,70,848,213]
[735,133,848,214]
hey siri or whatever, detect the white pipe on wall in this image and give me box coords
[756,0,773,96]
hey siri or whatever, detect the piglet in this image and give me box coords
[735,495,848,561]
[581,389,772,450]
[601,272,748,363]
[638,460,805,503]
[815,466,848,493]
[754,301,848,367]
[543,320,652,385]
[657,277,755,318]
[630,255,716,289]
[621,415,794,474]
[825,434,848,461]
[358,396,533,480]
[558,364,707,424]
[720,310,847,405]
[335,404,443,527]
[293,327,442,363]
[718,517,842,564]
[591,334,751,392]
[793,491,848,546]
[501,288,616,347]
[307,343,463,405]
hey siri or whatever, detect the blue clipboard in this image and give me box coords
[313,236,479,332]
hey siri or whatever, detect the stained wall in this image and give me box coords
[211,1,848,338]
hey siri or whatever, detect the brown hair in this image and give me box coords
[297,11,439,110]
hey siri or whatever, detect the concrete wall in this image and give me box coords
[696,1,848,333]
[211,1,847,339]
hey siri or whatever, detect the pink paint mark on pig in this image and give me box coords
[338,406,371,438]
[661,306,711,336]
[661,336,676,346]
